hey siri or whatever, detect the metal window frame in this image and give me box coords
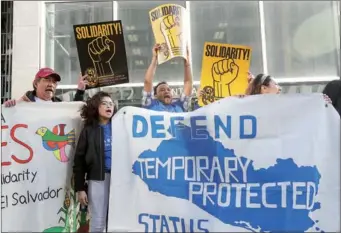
[39,0,340,90]
[258,1,340,81]
[41,1,56,69]
[42,0,118,89]
[1,1,14,102]
[54,75,334,91]
[331,0,340,78]
[40,1,46,68]
[258,1,268,75]
[185,1,193,74]
[339,0,341,79]
[113,1,118,20]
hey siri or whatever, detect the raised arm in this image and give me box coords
[183,45,193,96]
[73,73,88,102]
[144,44,160,93]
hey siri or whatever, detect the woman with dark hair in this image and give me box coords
[323,79,341,117]
[246,73,281,95]
[73,91,117,232]
[246,74,332,105]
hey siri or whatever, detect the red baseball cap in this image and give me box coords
[35,68,61,81]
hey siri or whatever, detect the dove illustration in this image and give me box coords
[36,124,75,162]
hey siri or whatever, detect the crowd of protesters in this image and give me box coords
[2,42,339,232]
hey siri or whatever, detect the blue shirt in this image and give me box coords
[141,90,191,112]
[193,101,201,110]
[101,122,112,172]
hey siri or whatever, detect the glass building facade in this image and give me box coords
[16,1,341,106]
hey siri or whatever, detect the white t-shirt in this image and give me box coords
[34,96,52,102]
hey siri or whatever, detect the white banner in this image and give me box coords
[1,102,83,232]
[108,94,340,232]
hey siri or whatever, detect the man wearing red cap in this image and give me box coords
[4,68,88,106]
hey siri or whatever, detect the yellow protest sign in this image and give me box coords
[198,42,252,106]
[149,4,188,64]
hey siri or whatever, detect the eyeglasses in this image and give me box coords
[101,101,114,107]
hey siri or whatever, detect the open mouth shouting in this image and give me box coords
[105,109,113,116]
[163,94,172,104]
[164,94,172,99]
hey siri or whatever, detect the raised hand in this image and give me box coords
[3,99,16,107]
[77,73,89,90]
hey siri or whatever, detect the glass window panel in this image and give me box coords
[117,1,186,83]
[264,1,340,78]
[190,1,263,80]
[45,2,113,85]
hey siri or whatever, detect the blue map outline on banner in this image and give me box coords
[132,124,322,232]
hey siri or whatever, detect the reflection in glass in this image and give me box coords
[190,1,263,80]
[117,1,186,83]
[45,1,340,88]
[45,2,113,85]
[264,1,340,78]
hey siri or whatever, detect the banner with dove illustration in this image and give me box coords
[74,20,129,89]
[149,4,189,64]
[1,102,84,232]
[107,94,340,232]
[198,42,252,106]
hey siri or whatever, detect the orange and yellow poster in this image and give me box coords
[198,42,252,106]
[149,4,188,64]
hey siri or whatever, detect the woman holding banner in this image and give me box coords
[245,74,281,95]
[323,79,341,117]
[194,73,331,107]
[73,91,117,232]
[246,74,332,104]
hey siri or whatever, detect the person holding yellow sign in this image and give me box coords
[197,42,252,107]
[142,44,193,112]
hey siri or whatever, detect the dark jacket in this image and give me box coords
[323,80,341,117]
[20,89,85,102]
[73,123,106,192]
